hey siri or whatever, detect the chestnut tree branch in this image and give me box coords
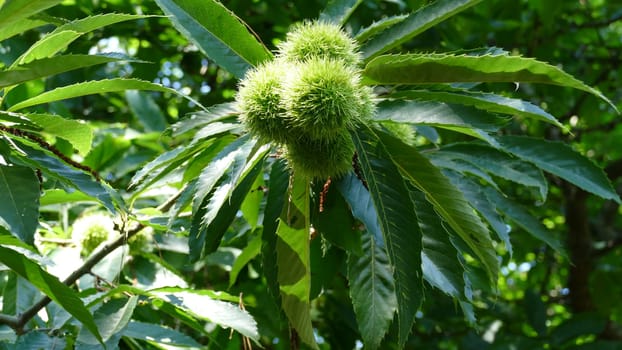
[0,189,182,334]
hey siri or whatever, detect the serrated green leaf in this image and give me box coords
[8,78,204,111]
[26,113,93,156]
[171,102,238,137]
[154,0,271,79]
[443,171,512,255]
[13,14,150,65]
[377,129,499,283]
[393,89,563,128]
[355,14,408,43]
[0,165,39,244]
[336,173,383,246]
[411,187,466,298]
[122,321,201,347]
[77,296,138,345]
[0,17,49,42]
[433,143,548,201]
[497,136,620,203]
[0,246,102,344]
[348,232,396,350]
[192,137,256,216]
[319,0,363,25]
[484,186,565,256]
[189,142,267,261]
[375,99,509,132]
[429,156,500,191]
[261,160,289,311]
[361,0,482,60]
[153,290,259,341]
[275,172,317,349]
[0,0,62,34]
[363,53,615,110]
[0,54,137,89]
[352,126,423,346]
[0,137,119,212]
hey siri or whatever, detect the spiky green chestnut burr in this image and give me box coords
[285,132,355,179]
[237,60,291,144]
[278,21,361,67]
[283,58,365,140]
[71,213,116,257]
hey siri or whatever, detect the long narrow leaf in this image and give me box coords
[363,53,615,110]
[377,129,499,282]
[355,15,408,43]
[0,0,62,33]
[0,246,102,344]
[376,99,509,132]
[348,231,397,350]
[484,187,565,255]
[189,142,267,260]
[411,188,466,299]
[0,54,137,89]
[13,14,150,65]
[361,0,482,60]
[393,89,563,128]
[275,173,317,349]
[352,126,423,346]
[497,135,620,203]
[432,143,549,201]
[261,160,289,312]
[154,0,271,79]
[8,78,205,112]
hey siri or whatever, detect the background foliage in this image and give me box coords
[0,0,621,349]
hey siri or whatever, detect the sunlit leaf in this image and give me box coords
[275,173,317,349]
[363,53,615,109]
[8,78,205,112]
[361,0,482,60]
[153,290,259,341]
[26,113,93,156]
[154,0,271,78]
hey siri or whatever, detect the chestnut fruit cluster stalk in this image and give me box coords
[236,21,375,179]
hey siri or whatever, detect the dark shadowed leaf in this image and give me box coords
[0,165,39,244]
[348,231,397,350]
[352,126,423,346]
